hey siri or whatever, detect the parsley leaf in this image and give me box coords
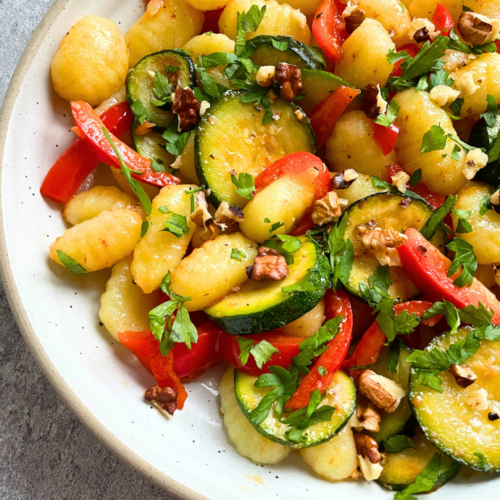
[409,169,422,187]
[276,235,301,253]
[371,176,391,190]
[159,207,190,239]
[374,99,400,127]
[420,194,457,240]
[238,338,278,368]
[141,221,149,238]
[447,237,477,287]
[231,172,255,200]
[459,302,494,326]
[162,118,191,156]
[237,337,253,365]
[422,300,460,334]
[231,248,247,261]
[394,453,441,500]
[56,250,86,275]
[150,71,174,107]
[197,52,239,68]
[449,97,465,118]
[271,39,288,51]
[421,124,447,153]
[383,435,416,453]
[429,69,454,90]
[281,271,322,295]
[452,209,473,233]
[480,94,498,128]
[151,158,167,172]
[318,366,327,376]
[130,99,154,124]
[268,220,284,235]
[329,216,354,291]
[387,337,403,373]
[480,195,493,215]
[360,265,392,306]
[241,4,267,31]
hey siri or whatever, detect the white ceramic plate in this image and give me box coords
[1,1,499,498]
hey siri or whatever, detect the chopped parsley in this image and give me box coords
[420,124,447,153]
[420,195,457,240]
[231,172,255,200]
[230,248,247,261]
[237,338,278,368]
[480,94,498,128]
[447,237,478,287]
[158,206,190,238]
[56,250,86,275]
[452,209,473,233]
[374,99,400,127]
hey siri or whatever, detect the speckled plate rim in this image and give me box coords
[0,2,206,498]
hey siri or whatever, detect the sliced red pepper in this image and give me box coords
[148,337,188,410]
[201,8,223,34]
[309,86,361,148]
[40,102,134,204]
[387,163,446,210]
[286,289,353,410]
[373,122,399,156]
[118,330,153,375]
[217,331,304,376]
[432,3,454,36]
[71,101,180,188]
[495,40,500,53]
[312,0,349,63]
[398,228,500,324]
[342,300,435,380]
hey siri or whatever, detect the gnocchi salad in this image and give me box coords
[42,0,500,494]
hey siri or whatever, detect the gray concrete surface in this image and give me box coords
[0,1,176,498]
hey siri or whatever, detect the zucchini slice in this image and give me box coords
[469,115,500,186]
[342,192,446,303]
[300,69,357,115]
[205,236,329,335]
[131,120,174,167]
[409,327,500,472]
[127,50,196,129]
[368,345,413,443]
[195,90,316,208]
[378,429,460,491]
[249,35,324,70]
[234,369,356,449]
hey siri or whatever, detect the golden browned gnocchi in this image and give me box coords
[451,181,500,265]
[325,111,398,180]
[99,256,158,341]
[131,185,197,294]
[394,89,466,196]
[63,186,145,226]
[125,0,205,67]
[240,169,318,243]
[172,134,199,185]
[282,299,325,337]
[170,233,258,311]
[451,53,500,118]
[50,209,143,273]
[275,0,322,16]
[186,0,232,12]
[219,367,291,464]
[110,167,161,201]
[219,0,311,45]
[408,0,464,24]
[51,15,129,106]
[471,0,500,17]
[334,19,396,89]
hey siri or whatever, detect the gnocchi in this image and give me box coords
[282,299,325,337]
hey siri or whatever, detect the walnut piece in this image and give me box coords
[449,364,477,388]
[455,72,480,97]
[172,87,201,132]
[145,385,177,416]
[214,201,244,227]
[358,370,406,413]
[463,148,489,180]
[458,12,497,46]
[430,85,461,107]
[414,27,431,43]
[391,171,410,193]
[192,220,220,248]
[350,397,381,433]
[467,388,489,411]
[247,247,288,281]
[361,228,408,267]
[199,100,211,117]
[312,191,347,225]
[332,169,358,190]
[441,49,475,73]
[256,65,276,87]
[190,191,211,227]
[343,2,366,33]
[363,83,382,119]
[276,63,302,102]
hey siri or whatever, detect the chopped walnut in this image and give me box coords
[463,148,489,180]
[458,12,500,46]
[145,385,177,417]
[441,49,475,73]
[134,119,156,136]
[409,18,438,43]
[358,370,406,413]
[363,83,382,119]
[192,220,220,248]
[311,191,347,225]
[391,171,410,193]
[354,432,382,464]
[332,169,358,190]
[199,100,211,117]
[455,72,480,97]
[247,247,289,281]
[276,63,303,102]
[467,388,489,411]
[449,364,477,388]
[430,85,461,107]
[214,201,244,227]
[361,228,408,267]
[190,191,211,227]
[295,109,306,122]
[256,65,276,87]
[351,397,381,433]
[172,87,201,132]
[343,2,366,33]
[414,27,431,43]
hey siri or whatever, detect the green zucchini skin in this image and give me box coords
[469,115,500,186]
[248,35,324,70]
[130,119,174,167]
[409,327,500,472]
[234,369,356,449]
[195,90,316,209]
[205,237,329,335]
[300,69,357,115]
[127,50,196,129]
[341,192,446,304]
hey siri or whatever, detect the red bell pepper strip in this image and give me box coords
[217,331,304,376]
[148,337,188,410]
[387,163,446,210]
[201,8,223,34]
[71,101,180,188]
[309,86,361,148]
[286,289,353,410]
[312,0,348,63]
[373,122,399,156]
[432,3,454,36]
[496,40,500,53]
[118,330,153,375]
[398,228,500,324]
[342,300,435,380]
[40,101,134,204]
